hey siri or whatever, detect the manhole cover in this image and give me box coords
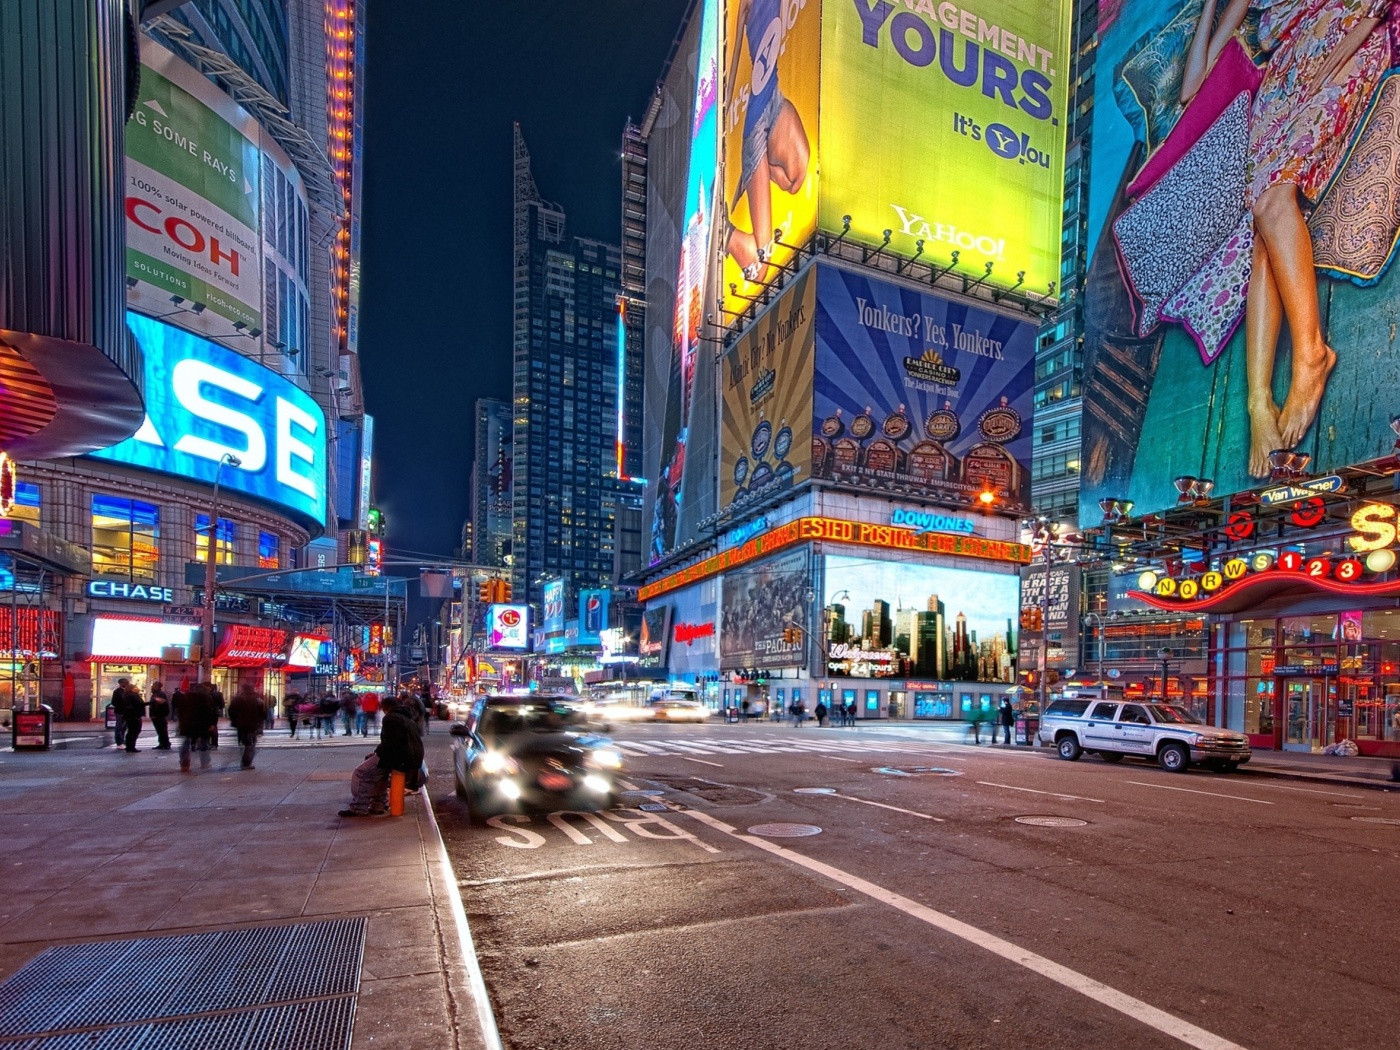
[747,823,823,838]
[1351,816,1400,825]
[1014,816,1088,827]
[794,787,836,794]
[872,767,914,776]
[638,803,670,812]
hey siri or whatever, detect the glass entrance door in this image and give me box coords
[1283,677,1332,752]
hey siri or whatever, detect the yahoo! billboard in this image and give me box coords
[89,313,327,526]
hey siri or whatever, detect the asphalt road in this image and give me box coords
[431,721,1400,1050]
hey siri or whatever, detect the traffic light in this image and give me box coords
[367,506,384,536]
[499,580,512,601]
[478,581,492,603]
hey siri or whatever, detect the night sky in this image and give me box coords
[358,1,690,563]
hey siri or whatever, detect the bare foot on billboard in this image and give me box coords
[1248,398,1284,478]
[1277,343,1335,448]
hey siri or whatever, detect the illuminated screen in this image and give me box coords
[286,634,329,670]
[91,617,199,661]
[90,313,328,525]
[488,604,530,650]
[1079,1,1400,516]
[823,554,1019,682]
[543,579,566,655]
[818,0,1071,295]
[720,0,821,316]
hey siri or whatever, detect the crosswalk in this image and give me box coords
[609,735,1015,760]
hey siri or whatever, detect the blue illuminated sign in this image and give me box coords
[889,508,975,536]
[90,313,327,525]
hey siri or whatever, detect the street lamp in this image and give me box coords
[200,452,242,680]
[1084,611,1108,685]
[1158,646,1173,702]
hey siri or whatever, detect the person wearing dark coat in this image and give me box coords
[121,687,147,751]
[228,685,267,769]
[173,685,216,772]
[148,682,172,750]
[340,697,424,817]
[109,679,131,747]
[998,697,1015,746]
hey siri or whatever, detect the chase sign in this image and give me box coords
[88,580,174,604]
[89,313,327,525]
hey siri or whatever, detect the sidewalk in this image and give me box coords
[0,730,495,1049]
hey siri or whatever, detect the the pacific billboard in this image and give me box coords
[1080,2,1400,518]
[818,0,1072,297]
[89,313,328,526]
[720,548,809,670]
[125,48,263,332]
[720,268,816,513]
[824,554,1018,682]
[813,265,1034,509]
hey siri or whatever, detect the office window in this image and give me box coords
[258,531,280,569]
[6,482,40,526]
[194,514,237,565]
[92,495,160,580]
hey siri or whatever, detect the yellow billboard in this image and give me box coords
[720,0,822,317]
[720,268,816,513]
[818,0,1072,298]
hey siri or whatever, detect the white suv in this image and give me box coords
[1038,699,1251,773]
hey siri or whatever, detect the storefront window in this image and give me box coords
[194,515,237,565]
[91,495,159,581]
[258,531,280,569]
[913,690,952,718]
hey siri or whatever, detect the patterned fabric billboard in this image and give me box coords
[720,548,809,670]
[1080,1,1400,518]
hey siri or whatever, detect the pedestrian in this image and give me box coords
[207,685,225,749]
[398,690,428,736]
[264,693,277,731]
[814,699,828,727]
[341,690,359,736]
[418,684,435,732]
[790,698,806,727]
[339,696,424,817]
[228,684,266,770]
[285,692,302,738]
[741,697,751,721]
[361,692,380,736]
[109,678,131,748]
[300,697,323,739]
[121,686,146,752]
[174,683,215,772]
[318,692,340,737]
[969,702,990,745]
[998,697,1014,746]
[148,682,171,750]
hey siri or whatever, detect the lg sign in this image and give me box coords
[89,313,327,524]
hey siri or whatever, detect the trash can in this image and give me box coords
[12,705,53,751]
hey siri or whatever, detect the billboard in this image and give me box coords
[1080,2,1400,518]
[813,266,1035,509]
[543,578,566,655]
[578,589,611,646]
[818,0,1072,294]
[720,0,821,316]
[720,268,816,513]
[90,313,327,526]
[653,0,721,562]
[720,548,809,670]
[125,53,262,331]
[640,605,673,665]
[487,604,530,650]
[824,554,1018,682]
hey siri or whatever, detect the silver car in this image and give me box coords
[1038,699,1251,773]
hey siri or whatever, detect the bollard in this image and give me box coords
[389,770,406,816]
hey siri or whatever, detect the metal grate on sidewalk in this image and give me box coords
[0,918,365,1048]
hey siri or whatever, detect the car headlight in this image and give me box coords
[479,752,520,776]
[582,774,611,794]
[587,749,623,770]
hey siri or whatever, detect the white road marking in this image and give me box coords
[977,781,1105,804]
[679,809,1250,1050]
[821,755,862,763]
[679,756,724,767]
[1242,782,1370,799]
[617,778,638,791]
[1124,781,1273,805]
[829,793,945,822]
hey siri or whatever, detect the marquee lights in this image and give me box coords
[639,515,1031,600]
[1348,502,1397,552]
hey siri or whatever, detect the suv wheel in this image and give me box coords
[1158,742,1189,773]
[1056,734,1083,761]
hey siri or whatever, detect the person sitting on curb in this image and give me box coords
[339,696,424,817]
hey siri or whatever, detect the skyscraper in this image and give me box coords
[471,398,513,569]
[511,126,623,609]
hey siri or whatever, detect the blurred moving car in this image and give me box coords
[450,694,623,823]
[647,699,709,723]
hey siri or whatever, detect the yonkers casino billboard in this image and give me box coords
[89,313,328,526]
[720,548,809,671]
[1079,1,1400,518]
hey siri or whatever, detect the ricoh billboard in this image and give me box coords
[89,313,328,526]
[719,0,1072,315]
